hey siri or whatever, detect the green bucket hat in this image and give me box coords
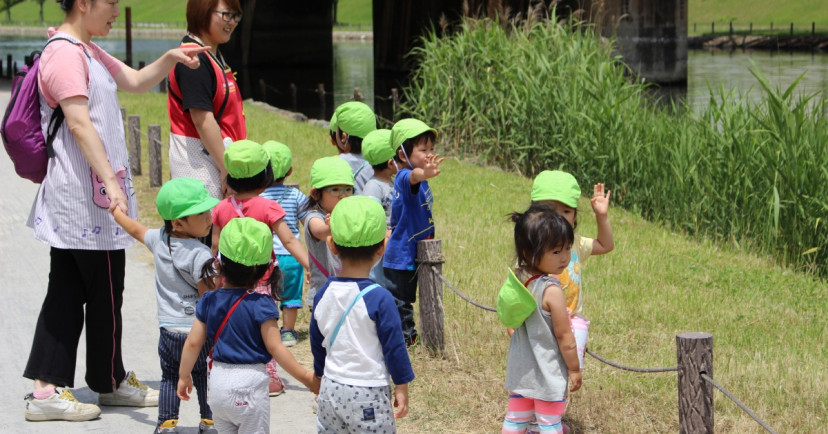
[330,196,387,248]
[530,170,581,208]
[334,101,376,139]
[496,269,538,328]
[361,129,394,165]
[391,118,438,150]
[224,140,269,179]
[329,112,338,133]
[310,156,354,189]
[218,217,273,266]
[155,177,219,220]
[262,140,292,179]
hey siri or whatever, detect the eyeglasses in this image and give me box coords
[214,10,242,23]
[323,186,355,197]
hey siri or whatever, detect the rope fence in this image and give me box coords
[413,248,775,433]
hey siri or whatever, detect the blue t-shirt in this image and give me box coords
[383,168,434,270]
[196,288,280,364]
[260,185,309,255]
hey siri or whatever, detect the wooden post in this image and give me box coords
[391,88,400,120]
[813,22,816,36]
[416,239,445,355]
[790,22,794,36]
[729,21,733,35]
[125,7,133,67]
[693,22,696,33]
[677,332,714,434]
[770,22,774,34]
[353,86,363,102]
[317,83,326,120]
[290,83,298,110]
[6,54,11,78]
[148,125,162,187]
[749,23,753,34]
[711,21,714,34]
[138,61,146,70]
[128,115,141,175]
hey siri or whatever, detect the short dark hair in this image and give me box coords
[56,0,74,12]
[371,161,389,172]
[338,129,365,154]
[187,0,242,37]
[226,165,274,193]
[509,204,574,271]
[394,131,437,163]
[334,241,384,263]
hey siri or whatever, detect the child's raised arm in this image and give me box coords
[590,183,614,255]
[177,319,208,401]
[542,283,583,392]
[307,213,331,243]
[261,319,318,394]
[111,206,149,244]
[272,219,310,270]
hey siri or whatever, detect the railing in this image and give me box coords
[415,238,777,433]
[693,21,825,37]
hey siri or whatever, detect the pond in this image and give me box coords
[2,35,826,116]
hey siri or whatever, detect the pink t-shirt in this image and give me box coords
[38,28,125,108]
[212,196,287,230]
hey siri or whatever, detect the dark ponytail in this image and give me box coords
[200,254,284,300]
[57,0,74,13]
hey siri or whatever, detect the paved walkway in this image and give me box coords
[0,80,317,433]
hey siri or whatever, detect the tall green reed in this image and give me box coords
[402,14,828,276]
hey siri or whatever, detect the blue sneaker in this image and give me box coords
[281,329,297,347]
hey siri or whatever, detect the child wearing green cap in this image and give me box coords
[302,156,356,306]
[333,101,378,193]
[111,177,219,433]
[530,170,614,371]
[383,118,446,346]
[360,129,397,224]
[211,140,311,396]
[502,205,581,434]
[178,217,317,434]
[260,140,309,348]
[310,196,415,432]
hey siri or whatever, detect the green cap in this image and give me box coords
[262,140,292,179]
[330,196,387,247]
[329,113,338,133]
[531,170,581,208]
[218,217,273,266]
[361,129,394,165]
[224,140,269,179]
[334,101,376,139]
[496,269,538,328]
[391,118,438,150]
[310,156,354,189]
[155,177,219,220]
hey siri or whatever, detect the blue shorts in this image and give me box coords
[277,254,304,309]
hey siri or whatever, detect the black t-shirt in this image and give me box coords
[174,35,217,113]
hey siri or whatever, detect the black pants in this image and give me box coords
[383,267,418,341]
[24,247,126,393]
[158,328,211,423]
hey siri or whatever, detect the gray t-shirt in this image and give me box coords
[361,177,394,228]
[505,272,569,401]
[339,153,373,194]
[144,228,214,328]
[304,208,341,305]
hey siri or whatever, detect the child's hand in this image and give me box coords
[324,213,331,226]
[591,183,611,217]
[421,153,446,180]
[311,375,322,395]
[506,327,515,338]
[177,376,193,401]
[568,370,583,392]
[393,384,409,419]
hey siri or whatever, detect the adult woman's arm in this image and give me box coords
[60,96,127,213]
[114,46,209,94]
[190,108,229,187]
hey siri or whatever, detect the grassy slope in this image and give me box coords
[336,0,372,25]
[688,0,827,26]
[6,1,186,24]
[120,92,827,433]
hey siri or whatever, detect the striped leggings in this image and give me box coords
[158,328,211,423]
[502,394,567,434]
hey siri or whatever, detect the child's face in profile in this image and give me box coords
[534,243,572,275]
[403,136,435,169]
[175,209,213,238]
[549,200,577,227]
[317,184,354,213]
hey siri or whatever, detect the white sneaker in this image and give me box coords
[98,371,159,407]
[25,389,101,422]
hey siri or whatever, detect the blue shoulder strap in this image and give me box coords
[328,283,380,348]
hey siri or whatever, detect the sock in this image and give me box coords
[33,387,57,399]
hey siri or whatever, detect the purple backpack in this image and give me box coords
[1,37,75,183]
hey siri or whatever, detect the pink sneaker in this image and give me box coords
[268,376,285,396]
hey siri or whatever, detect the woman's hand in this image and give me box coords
[167,45,211,70]
[105,180,128,214]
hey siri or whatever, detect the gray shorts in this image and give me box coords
[317,377,396,433]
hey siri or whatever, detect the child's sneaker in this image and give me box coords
[281,329,297,347]
[268,375,286,396]
[24,388,101,422]
[98,371,159,407]
[155,418,178,433]
[199,418,218,433]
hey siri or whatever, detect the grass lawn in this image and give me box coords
[118,92,827,432]
[688,0,828,28]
